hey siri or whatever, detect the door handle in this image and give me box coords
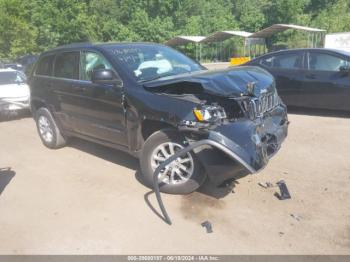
[71,85,87,92]
[305,73,316,79]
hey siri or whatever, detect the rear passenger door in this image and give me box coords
[301,51,350,110]
[259,51,305,107]
[31,54,55,106]
[51,51,81,130]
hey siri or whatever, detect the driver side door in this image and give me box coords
[72,50,128,146]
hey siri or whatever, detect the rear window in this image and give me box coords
[36,55,54,76]
[54,52,79,79]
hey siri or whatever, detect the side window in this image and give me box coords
[36,55,54,76]
[260,53,303,70]
[54,52,79,79]
[260,56,275,68]
[80,51,112,81]
[308,53,349,71]
[274,53,303,69]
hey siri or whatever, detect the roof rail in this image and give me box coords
[51,42,93,50]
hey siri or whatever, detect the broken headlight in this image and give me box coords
[193,105,227,123]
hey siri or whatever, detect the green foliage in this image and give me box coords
[27,0,96,49]
[311,0,350,32]
[233,0,268,32]
[0,0,37,59]
[0,0,349,59]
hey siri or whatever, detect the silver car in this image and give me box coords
[0,69,30,117]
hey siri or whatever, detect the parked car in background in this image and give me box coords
[16,55,39,76]
[29,43,288,194]
[0,69,30,117]
[4,63,24,71]
[246,48,350,112]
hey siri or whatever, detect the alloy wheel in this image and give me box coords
[151,142,194,185]
[38,115,54,143]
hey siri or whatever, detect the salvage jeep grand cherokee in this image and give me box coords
[29,43,288,194]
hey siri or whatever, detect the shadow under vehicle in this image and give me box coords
[0,167,15,196]
[29,42,288,195]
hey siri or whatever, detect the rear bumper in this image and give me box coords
[196,104,288,175]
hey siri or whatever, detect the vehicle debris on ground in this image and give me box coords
[201,221,213,233]
[275,180,291,200]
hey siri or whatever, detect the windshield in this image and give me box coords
[105,44,204,82]
[0,71,26,85]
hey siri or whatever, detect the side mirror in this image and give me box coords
[91,69,123,87]
[339,65,350,74]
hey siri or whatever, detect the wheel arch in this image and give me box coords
[31,98,66,137]
[141,119,176,143]
[30,98,48,114]
[130,119,177,155]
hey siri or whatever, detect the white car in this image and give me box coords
[0,68,30,115]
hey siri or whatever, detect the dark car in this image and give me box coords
[246,48,350,112]
[29,42,288,194]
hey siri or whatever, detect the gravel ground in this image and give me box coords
[0,113,349,254]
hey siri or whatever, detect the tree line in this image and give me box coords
[0,0,350,60]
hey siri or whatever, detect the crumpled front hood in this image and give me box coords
[143,66,275,97]
[0,84,30,100]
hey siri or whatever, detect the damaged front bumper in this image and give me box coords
[209,105,288,173]
[192,104,289,176]
[152,105,288,223]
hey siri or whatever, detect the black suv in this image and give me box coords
[29,43,288,194]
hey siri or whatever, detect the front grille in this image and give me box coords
[241,92,280,119]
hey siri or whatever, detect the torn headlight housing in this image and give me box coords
[193,104,227,123]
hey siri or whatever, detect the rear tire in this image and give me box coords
[35,107,66,149]
[140,129,206,194]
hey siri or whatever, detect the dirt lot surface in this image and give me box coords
[0,114,349,254]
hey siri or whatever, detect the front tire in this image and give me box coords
[140,129,206,194]
[35,107,66,149]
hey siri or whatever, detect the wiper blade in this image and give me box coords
[139,73,177,83]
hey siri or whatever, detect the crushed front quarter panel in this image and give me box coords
[127,65,288,176]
